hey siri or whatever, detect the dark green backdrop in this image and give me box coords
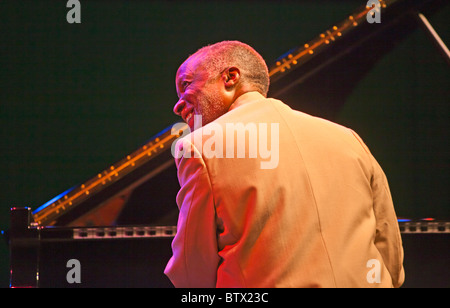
[1,0,448,287]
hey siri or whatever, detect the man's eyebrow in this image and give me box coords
[179,72,193,80]
[176,73,188,84]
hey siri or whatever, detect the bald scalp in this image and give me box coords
[191,41,270,97]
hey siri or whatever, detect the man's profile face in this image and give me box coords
[173,53,229,131]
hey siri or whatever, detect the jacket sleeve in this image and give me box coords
[350,130,405,287]
[371,156,405,288]
[164,137,221,288]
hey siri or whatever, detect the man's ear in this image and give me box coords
[222,67,241,89]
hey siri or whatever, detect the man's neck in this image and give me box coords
[228,91,265,112]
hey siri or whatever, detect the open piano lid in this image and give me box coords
[30,0,448,227]
[32,124,188,227]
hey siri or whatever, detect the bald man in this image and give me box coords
[164,41,405,288]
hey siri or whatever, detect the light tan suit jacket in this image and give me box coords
[164,92,405,288]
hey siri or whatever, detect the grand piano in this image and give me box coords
[6,0,449,288]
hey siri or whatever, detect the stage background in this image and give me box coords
[0,0,448,288]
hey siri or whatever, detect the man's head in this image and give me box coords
[173,41,270,130]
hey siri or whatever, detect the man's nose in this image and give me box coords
[173,98,185,116]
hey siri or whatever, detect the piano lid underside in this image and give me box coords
[51,149,180,227]
[268,0,448,120]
